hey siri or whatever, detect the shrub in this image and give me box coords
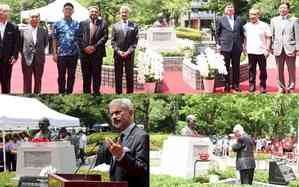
[160,51,185,57]
[150,133,169,151]
[176,27,202,41]
[88,132,118,145]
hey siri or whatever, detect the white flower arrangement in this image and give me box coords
[39,165,57,177]
[195,48,227,79]
[137,49,164,83]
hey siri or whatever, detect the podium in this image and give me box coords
[48,174,128,187]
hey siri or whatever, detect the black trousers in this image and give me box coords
[221,47,241,87]
[80,55,102,94]
[57,56,78,94]
[22,57,45,94]
[0,60,12,94]
[240,168,254,185]
[248,54,267,88]
[114,54,134,94]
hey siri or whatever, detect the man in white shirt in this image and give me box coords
[20,12,48,94]
[78,130,87,164]
[244,7,272,93]
[181,115,200,137]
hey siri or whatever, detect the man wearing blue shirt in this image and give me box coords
[52,2,79,94]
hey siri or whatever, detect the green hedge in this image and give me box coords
[160,51,185,57]
[86,132,118,156]
[150,133,169,151]
[176,27,202,41]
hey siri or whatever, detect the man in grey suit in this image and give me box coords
[111,5,139,94]
[232,124,255,185]
[95,98,149,187]
[271,3,299,93]
[216,4,244,92]
[21,12,48,94]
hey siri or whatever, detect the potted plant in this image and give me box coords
[137,50,164,93]
[195,48,227,93]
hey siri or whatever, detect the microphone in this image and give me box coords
[74,140,102,175]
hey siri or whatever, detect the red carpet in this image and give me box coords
[9,56,299,94]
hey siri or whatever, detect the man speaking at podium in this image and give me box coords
[95,98,149,187]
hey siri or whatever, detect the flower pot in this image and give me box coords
[203,79,215,93]
[144,82,156,93]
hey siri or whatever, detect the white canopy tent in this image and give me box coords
[20,0,89,23]
[0,95,80,130]
[0,95,80,172]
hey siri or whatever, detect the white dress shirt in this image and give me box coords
[30,26,38,45]
[0,21,7,39]
[227,15,234,30]
[122,20,129,33]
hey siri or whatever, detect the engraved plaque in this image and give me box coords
[24,151,51,168]
[153,32,171,41]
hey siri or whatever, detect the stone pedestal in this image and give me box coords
[162,56,184,71]
[16,142,76,177]
[160,135,211,178]
[146,27,177,52]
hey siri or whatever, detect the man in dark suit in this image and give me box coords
[216,4,244,92]
[78,6,108,94]
[232,124,256,185]
[0,4,19,93]
[21,12,48,94]
[111,6,139,94]
[95,98,149,187]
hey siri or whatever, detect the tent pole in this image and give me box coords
[2,130,6,172]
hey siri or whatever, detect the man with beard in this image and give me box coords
[95,98,149,187]
[78,6,108,94]
[0,4,19,93]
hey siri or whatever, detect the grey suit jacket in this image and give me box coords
[232,135,256,170]
[21,26,48,66]
[111,20,138,57]
[95,125,149,187]
[270,16,299,56]
[216,15,244,52]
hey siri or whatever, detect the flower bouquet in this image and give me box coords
[195,48,227,92]
[137,50,164,93]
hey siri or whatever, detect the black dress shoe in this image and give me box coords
[249,85,256,92]
[232,85,241,92]
[260,87,267,94]
[224,84,230,93]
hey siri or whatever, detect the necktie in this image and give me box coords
[89,20,97,44]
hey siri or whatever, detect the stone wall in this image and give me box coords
[162,56,184,71]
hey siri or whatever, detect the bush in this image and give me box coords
[86,132,118,156]
[288,178,299,187]
[88,132,118,145]
[160,51,185,57]
[176,27,202,41]
[150,133,169,151]
[0,172,16,187]
[151,175,200,187]
[254,169,268,183]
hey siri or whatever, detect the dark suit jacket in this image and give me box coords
[0,22,19,62]
[78,18,108,58]
[111,20,138,58]
[95,125,149,187]
[232,135,256,170]
[216,15,244,52]
[20,26,48,66]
